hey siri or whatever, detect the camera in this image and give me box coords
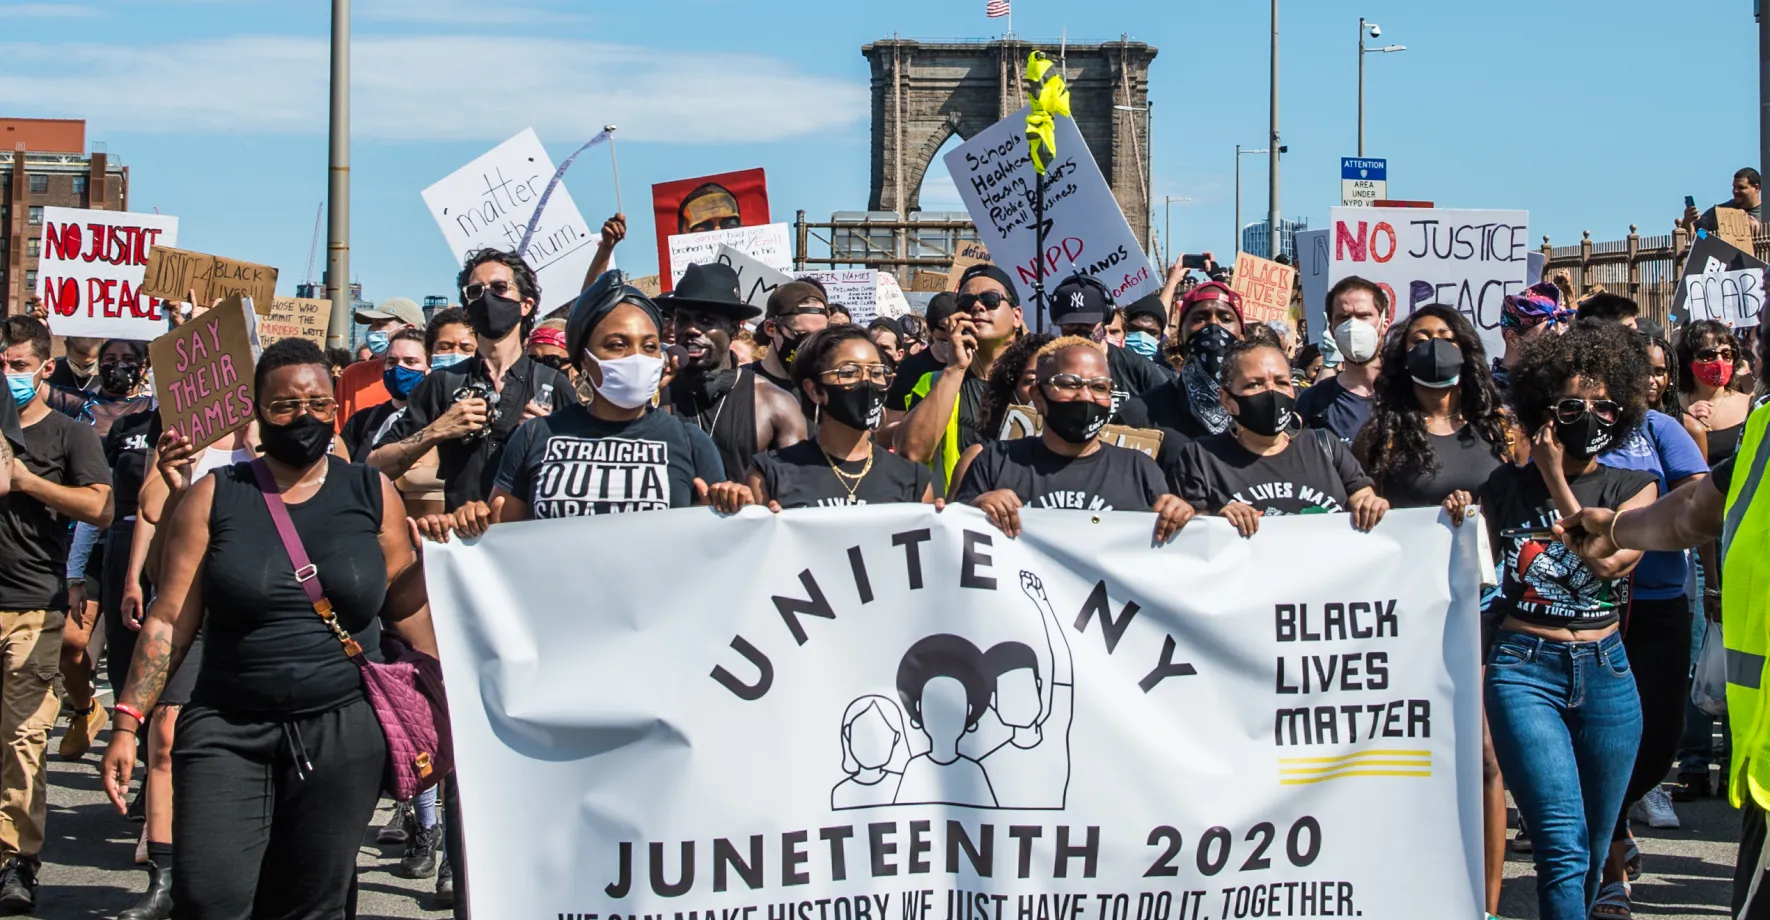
[1368,24,1381,37]
[450,381,502,444]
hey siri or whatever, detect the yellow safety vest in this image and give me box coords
[1723,403,1770,810]
[907,370,963,497]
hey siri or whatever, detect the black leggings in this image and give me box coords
[173,698,388,920]
[101,518,137,694]
[1614,595,1692,840]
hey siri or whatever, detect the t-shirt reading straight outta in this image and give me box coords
[752,441,931,508]
[1479,462,1657,630]
[0,410,110,610]
[494,405,724,518]
[1173,430,1373,516]
[951,437,1165,512]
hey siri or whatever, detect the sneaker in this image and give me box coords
[1630,787,1681,829]
[400,825,441,879]
[57,703,108,760]
[1509,826,1532,853]
[1670,772,1712,802]
[434,857,455,909]
[377,802,415,845]
[0,857,37,914]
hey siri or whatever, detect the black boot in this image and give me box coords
[118,863,173,920]
[400,825,441,879]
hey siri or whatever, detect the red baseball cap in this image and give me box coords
[1178,281,1245,327]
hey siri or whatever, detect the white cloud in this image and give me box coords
[0,3,100,17]
[358,0,593,24]
[0,35,867,144]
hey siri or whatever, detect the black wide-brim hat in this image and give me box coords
[657,262,763,321]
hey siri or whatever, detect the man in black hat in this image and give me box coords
[662,263,806,481]
[1047,273,1172,419]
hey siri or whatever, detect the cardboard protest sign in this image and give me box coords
[945,254,991,291]
[422,129,602,315]
[795,269,877,324]
[1230,252,1297,325]
[652,169,770,292]
[669,223,791,286]
[1327,207,1530,356]
[910,270,948,292]
[258,297,329,348]
[956,239,991,262]
[630,275,662,298]
[945,111,1157,307]
[1716,207,1757,255]
[1673,233,1766,329]
[149,296,256,450]
[139,246,279,316]
[712,244,795,309]
[35,207,180,340]
[1294,229,1331,342]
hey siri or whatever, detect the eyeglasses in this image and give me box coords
[1696,346,1736,363]
[263,396,338,423]
[819,364,893,387]
[462,280,517,301]
[1554,397,1619,425]
[1042,374,1114,398]
[957,291,1010,313]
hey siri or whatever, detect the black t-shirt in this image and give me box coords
[376,355,576,511]
[952,437,1165,512]
[341,402,402,463]
[104,409,161,521]
[0,410,111,610]
[197,459,387,716]
[753,440,931,508]
[1294,376,1373,445]
[1714,453,1737,494]
[494,405,724,517]
[1479,463,1657,631]
[1106,344,1174,418]
[1378,425,1509,509]
[888,348,945,411]
[1174,430,1373,516]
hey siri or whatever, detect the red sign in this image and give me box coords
[651,169,770,292]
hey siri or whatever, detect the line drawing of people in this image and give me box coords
[892,635,999,808]
[972,571,1075,809]
[830,695,911,810]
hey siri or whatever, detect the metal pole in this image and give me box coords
[1761,1,1769,181]
[1146,101,1155,261]
[324,0,351,348]
[1268,0,1281,260]
[1165,196,1172,268]
[1034,169,1047,333]
[1234,145,1242,256]
[1358,18,1366,158]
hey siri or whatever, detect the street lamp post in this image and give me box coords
[1268,0,1280,261]
[325,0,351,347]
[1358,18,1406,158]
[1235,146,1269,255]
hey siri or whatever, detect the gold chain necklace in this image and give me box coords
[821,446,875,504]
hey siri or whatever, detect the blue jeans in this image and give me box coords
[1486,629,1643,920]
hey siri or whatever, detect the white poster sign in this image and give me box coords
[875,271,911,320]
[422,128,601,314]
[945,111,1157,307]
[35,207,179,340]
[425,507,1485,920]
[796,269,878,324]
[1327,207,1529,356]
[1294,228,1331,343]
[671,223,793,285]
[714,244,796,309]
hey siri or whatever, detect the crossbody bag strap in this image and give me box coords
[247,458,364,658]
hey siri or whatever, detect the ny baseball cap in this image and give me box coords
[1049,275,1112,326]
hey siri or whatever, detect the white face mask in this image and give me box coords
[1332,318,1382,365]
[586,352,664,410]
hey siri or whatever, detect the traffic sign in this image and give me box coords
[1341,157,1388,208]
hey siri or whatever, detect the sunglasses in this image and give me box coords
[957,291,1010,313]
[533,354,572,372]
[1695,347,1736,363]
[462,280,517,301]
[1554,397,1619,425]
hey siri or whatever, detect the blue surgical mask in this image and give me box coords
[7,373,37,408]
[382,364,426,401]
[1125,330,1161,359]
[365,330,392,356]
[430,353,469,370]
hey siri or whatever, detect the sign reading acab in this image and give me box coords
[1341,157,1388,208]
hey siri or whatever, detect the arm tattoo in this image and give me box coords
[119,620,190,715]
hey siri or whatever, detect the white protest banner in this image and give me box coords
[796,269,877,323]
[425,506,1485,920]
[1294,229,1331,342]
[670,223,793,285]
[35,207,179,340]
[714,244,796,309]
[1673,233,1766,329]
[422,129,601,314]
[1328,207,1529,356]
[946,111,1157,307]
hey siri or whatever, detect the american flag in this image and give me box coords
[986,0,1010,18]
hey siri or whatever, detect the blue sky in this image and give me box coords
[2,0,1759,307]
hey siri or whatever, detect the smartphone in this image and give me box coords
[1686,195,1698,210]
[1499,526,1557,540]
[1181,254,1211,270]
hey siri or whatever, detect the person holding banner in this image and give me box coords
[746,325,932,509]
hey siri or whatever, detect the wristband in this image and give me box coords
[1607,510,1623,552]
[113,703,147,726]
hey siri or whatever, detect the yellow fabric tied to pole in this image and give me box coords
[1025,52,1070,176]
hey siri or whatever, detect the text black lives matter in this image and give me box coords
[1272,601,1430,746]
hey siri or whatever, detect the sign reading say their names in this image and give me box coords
[1230,252,1297,325]
[258,297,330,348]
[945,110,1158,305]
[795,269,877,324]
[712,244,795,309]
[149,296,256,451]
[140,246,279,316]
[1674,233,1766,329]
[35,207,180,341]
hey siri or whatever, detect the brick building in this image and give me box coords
[0,118,129,315]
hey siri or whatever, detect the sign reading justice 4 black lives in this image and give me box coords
[425,507,1485,920]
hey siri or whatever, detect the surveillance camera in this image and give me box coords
[1368,24,1381,37]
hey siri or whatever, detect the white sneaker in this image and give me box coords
[1630,787,1681,829]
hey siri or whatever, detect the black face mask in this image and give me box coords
[819,382,886,431]
[1229,389,1296,437]
[773,328,808,370]
[1406,338,1463,388]
[1041,395,1112,443]
[467,291,524,341]
[100,361,142,396]
[258,413,333,468]
[1555,411,1615,460]
[1185,324,1237,380]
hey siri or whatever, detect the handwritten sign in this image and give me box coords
[911,270,949,292]
[258,297,329,348]
[1716,207,1757,255]
[1230,252,1297,325]
[1674,233,1766,329]
[795,270,877,324]
[713,244,795,309]
[945,111,1157,307]
[630,275,662,298]
[422,128,601,315]
[1327,207,1530,356]
[140,246,279,316]
[874,272,910,321]
[669,223,792,285]
[956,239,991,262]
[35,207,180,340]
[149,296,256,450]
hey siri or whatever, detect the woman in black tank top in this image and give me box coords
[99,339,438,919]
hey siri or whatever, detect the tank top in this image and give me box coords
[1709,422,1745,466]
[677,367,760,482]
[195,458,387,716]
[1380,425,1507,509]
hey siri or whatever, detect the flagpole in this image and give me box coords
[604,124,624,215]
[1034,169,1047,333]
